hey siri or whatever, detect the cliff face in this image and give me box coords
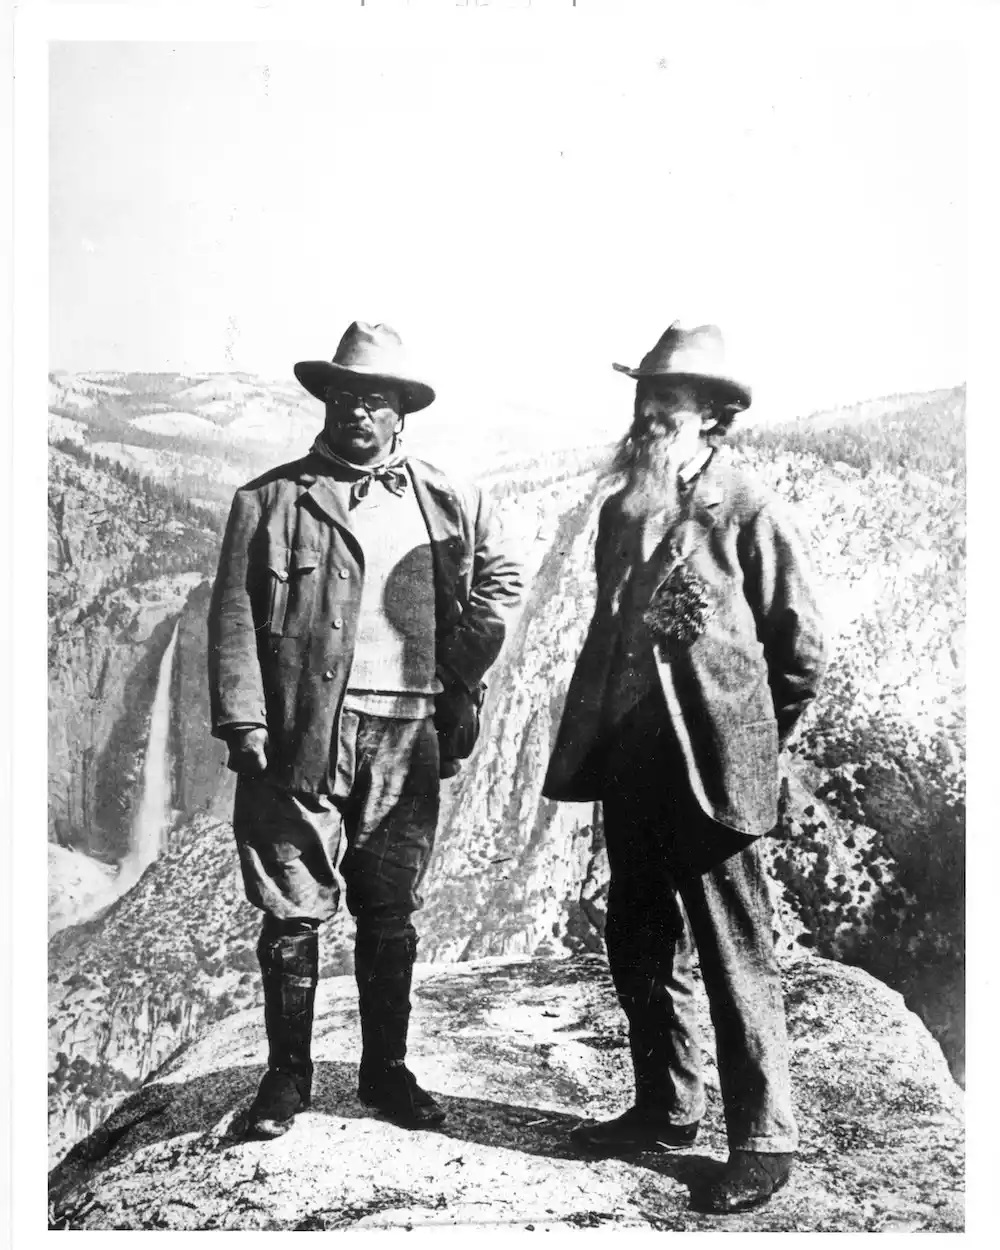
[48,443,224,864]
[47,389,965,1167]
[48,953,964,1233]
[424,484,608,962]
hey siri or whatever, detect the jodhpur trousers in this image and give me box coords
[232,710,440,944]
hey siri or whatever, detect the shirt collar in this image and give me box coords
[678,445,714,488]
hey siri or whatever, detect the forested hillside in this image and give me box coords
[47,380,965,1167]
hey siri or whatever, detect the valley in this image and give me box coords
[47,374,966,1166]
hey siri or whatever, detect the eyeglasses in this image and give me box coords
[324,387,396,415]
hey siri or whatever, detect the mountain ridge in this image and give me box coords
[47,383,965,1193]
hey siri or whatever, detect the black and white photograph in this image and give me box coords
[8,0,992,1236]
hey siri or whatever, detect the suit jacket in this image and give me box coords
[542,453,827,836]
[208,453,523,794]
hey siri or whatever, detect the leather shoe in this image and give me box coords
[699,1150,794,1214]
[240,1069,310,1139]
[358,1060,447,1129]
[570,1106,699,1155]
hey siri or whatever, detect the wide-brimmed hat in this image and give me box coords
[294,321,436,414]
[612,322,751,410]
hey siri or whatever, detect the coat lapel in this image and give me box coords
[295,460,358,542]
[643,457,724,595]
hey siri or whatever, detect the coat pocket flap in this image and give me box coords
[290,547,320,574]
[264,543,320,578]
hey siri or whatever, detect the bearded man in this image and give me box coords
[543,323,826,1214]
[209,321,522,1138]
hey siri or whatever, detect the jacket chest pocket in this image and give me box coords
[266,545,321,637]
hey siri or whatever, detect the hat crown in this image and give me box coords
[333,321,408,372]
[638,322,727,379]
[612,321,751,410]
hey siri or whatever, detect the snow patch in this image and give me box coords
[130,412,224,438]
[226,397,310,442]
[48,413,88,446]
[176,375,260,404]
[50,381,96,410]
[200,399,237,417]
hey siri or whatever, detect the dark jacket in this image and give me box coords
[542,453,827,836]
[208,452,523,794]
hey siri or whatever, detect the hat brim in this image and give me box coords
[294,361,435,413]
[612,362,751,411]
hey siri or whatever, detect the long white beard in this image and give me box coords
[612,431,687,521]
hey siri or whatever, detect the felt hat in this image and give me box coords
[295,321,435,413]
[612,322,751,410]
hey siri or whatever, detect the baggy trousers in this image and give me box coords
[233,710,440,934]
[600,697,798,1154]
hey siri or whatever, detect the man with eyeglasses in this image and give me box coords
[544,324,826,1213]
[208,321,522,1138]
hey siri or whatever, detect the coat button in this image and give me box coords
[322,670,335,681]
[332,618,343,629]
[338,568,349,579]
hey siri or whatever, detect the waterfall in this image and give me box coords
[117,620,180,893]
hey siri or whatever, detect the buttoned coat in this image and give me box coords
[208,453,523,795]
[542,453,827,836]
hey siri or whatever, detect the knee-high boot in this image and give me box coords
[243,919,318,1139]
[354,923,445,1128]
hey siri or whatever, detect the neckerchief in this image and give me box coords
[310,434,409,505]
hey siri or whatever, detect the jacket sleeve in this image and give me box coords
[741,498,827,745]
[436,486,524,691]
[207,487,269,738]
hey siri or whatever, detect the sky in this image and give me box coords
[48,14,968,425]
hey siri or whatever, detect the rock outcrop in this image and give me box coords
[48,952,964,1233]
[47,814,358,1163]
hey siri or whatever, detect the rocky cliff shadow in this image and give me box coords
[49,1060,720,1212]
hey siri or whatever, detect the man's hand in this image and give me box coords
[226,727,269,775]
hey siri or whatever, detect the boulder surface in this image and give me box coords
[48,951,963,1232]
